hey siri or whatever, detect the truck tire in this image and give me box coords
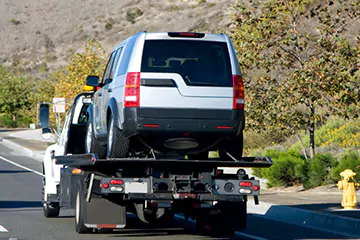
[75,182,92,234]
[107,115,129,158]
[43,202,60,218]
[218,132,243,161]
[42,183,60,218]
[85,121,106,159]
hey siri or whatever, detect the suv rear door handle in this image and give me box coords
[108,88,112,92]
[98,93,102,97]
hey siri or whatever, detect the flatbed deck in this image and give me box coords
[53,153,273,170]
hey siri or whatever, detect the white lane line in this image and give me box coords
[174,214,268,240]
[0,155,43,176]
[0,225,8,232]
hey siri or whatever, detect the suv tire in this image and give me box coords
[85,121,106,159]
[107,115,130,158]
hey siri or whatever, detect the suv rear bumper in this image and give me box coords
[121,107,245,138]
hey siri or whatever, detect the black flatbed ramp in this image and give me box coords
[54,154,273,170]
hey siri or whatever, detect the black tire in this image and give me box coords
[107,115,130,158]
[85,121,106,159]
[43,202,60,218]
[218,132,243,161]
[75,182,92,234]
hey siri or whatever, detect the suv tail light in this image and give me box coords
[232,75,244,110]
[124,72,140,107]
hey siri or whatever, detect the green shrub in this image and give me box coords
[304,153,338,188]
[259,149,306,187]
[332,151,360,182]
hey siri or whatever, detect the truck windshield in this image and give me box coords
[141,40,232,87]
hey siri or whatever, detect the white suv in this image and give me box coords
[85,32,245,161]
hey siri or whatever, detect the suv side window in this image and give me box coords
[109,47,123,80]
[102,51,116,85]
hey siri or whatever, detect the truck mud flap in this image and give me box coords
[84,197,126,229]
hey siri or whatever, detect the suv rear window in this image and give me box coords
[141,40,232,87]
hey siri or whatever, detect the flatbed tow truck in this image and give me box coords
[41,90,273,236]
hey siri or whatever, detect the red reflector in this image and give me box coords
[97,224,117,228]
[151,202,158,208]
[217,169,223,175]
[216,126,232,129]
[232,75,244,110]
[100,184,102,188]
[253,185,259,191]
[110,179,123,185]
[192,203,201,208]
[95,86,100,91]
[143,124,158,128]
[103,183,109,189]
[239,182,252,187]
[124,72,140,107]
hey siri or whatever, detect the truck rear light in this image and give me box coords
[232,75,244,110]
[110,186,124,192]
[239,181,252,187]
[253,185,260,191]
[110,179,123,185]
[239,188,252,194]
[103,182,109,189]
[124,72,140,107]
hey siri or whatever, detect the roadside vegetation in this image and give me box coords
[0,0,359,190]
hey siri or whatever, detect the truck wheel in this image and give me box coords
[134,203,173,226]
[75,186,92,233]
[107,115,129,158]
[85,121,106,159]
[42,185,60,218]
[43,202,60,218]
[218,132,243,161]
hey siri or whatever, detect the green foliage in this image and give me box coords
[0,65,33,122]
[230,0,359,156]
[126,8,143,24]
[332,151,360,183]
[105,22,113,30]
[198,0,206,4]
[260,149,305,187]
[304,153,337,188]
[290,117,360,151]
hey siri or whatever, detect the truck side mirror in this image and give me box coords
[39,103,50,128]
[86,75,99,87]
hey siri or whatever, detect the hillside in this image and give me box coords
[0,0,236,77]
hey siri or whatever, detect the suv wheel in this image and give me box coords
[218,133,243,161]
[107,115,130,158]
[85,121,106,159]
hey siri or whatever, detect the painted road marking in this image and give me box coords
[174,214,268,240]
[0,225,8,232]
[0,155,43,176]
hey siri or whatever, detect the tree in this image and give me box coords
[51,39,106,124]
[0,65,33,122]
[230,0,359,159]
[52,39,106,102]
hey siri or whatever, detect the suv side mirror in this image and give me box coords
[86,75,99,87]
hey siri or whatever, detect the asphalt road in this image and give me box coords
[0,142,356,240]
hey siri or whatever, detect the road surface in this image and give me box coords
[0,142,355,240]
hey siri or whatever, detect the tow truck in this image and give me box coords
[40,85,273,236]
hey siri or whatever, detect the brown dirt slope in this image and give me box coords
[0,0,236,75]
